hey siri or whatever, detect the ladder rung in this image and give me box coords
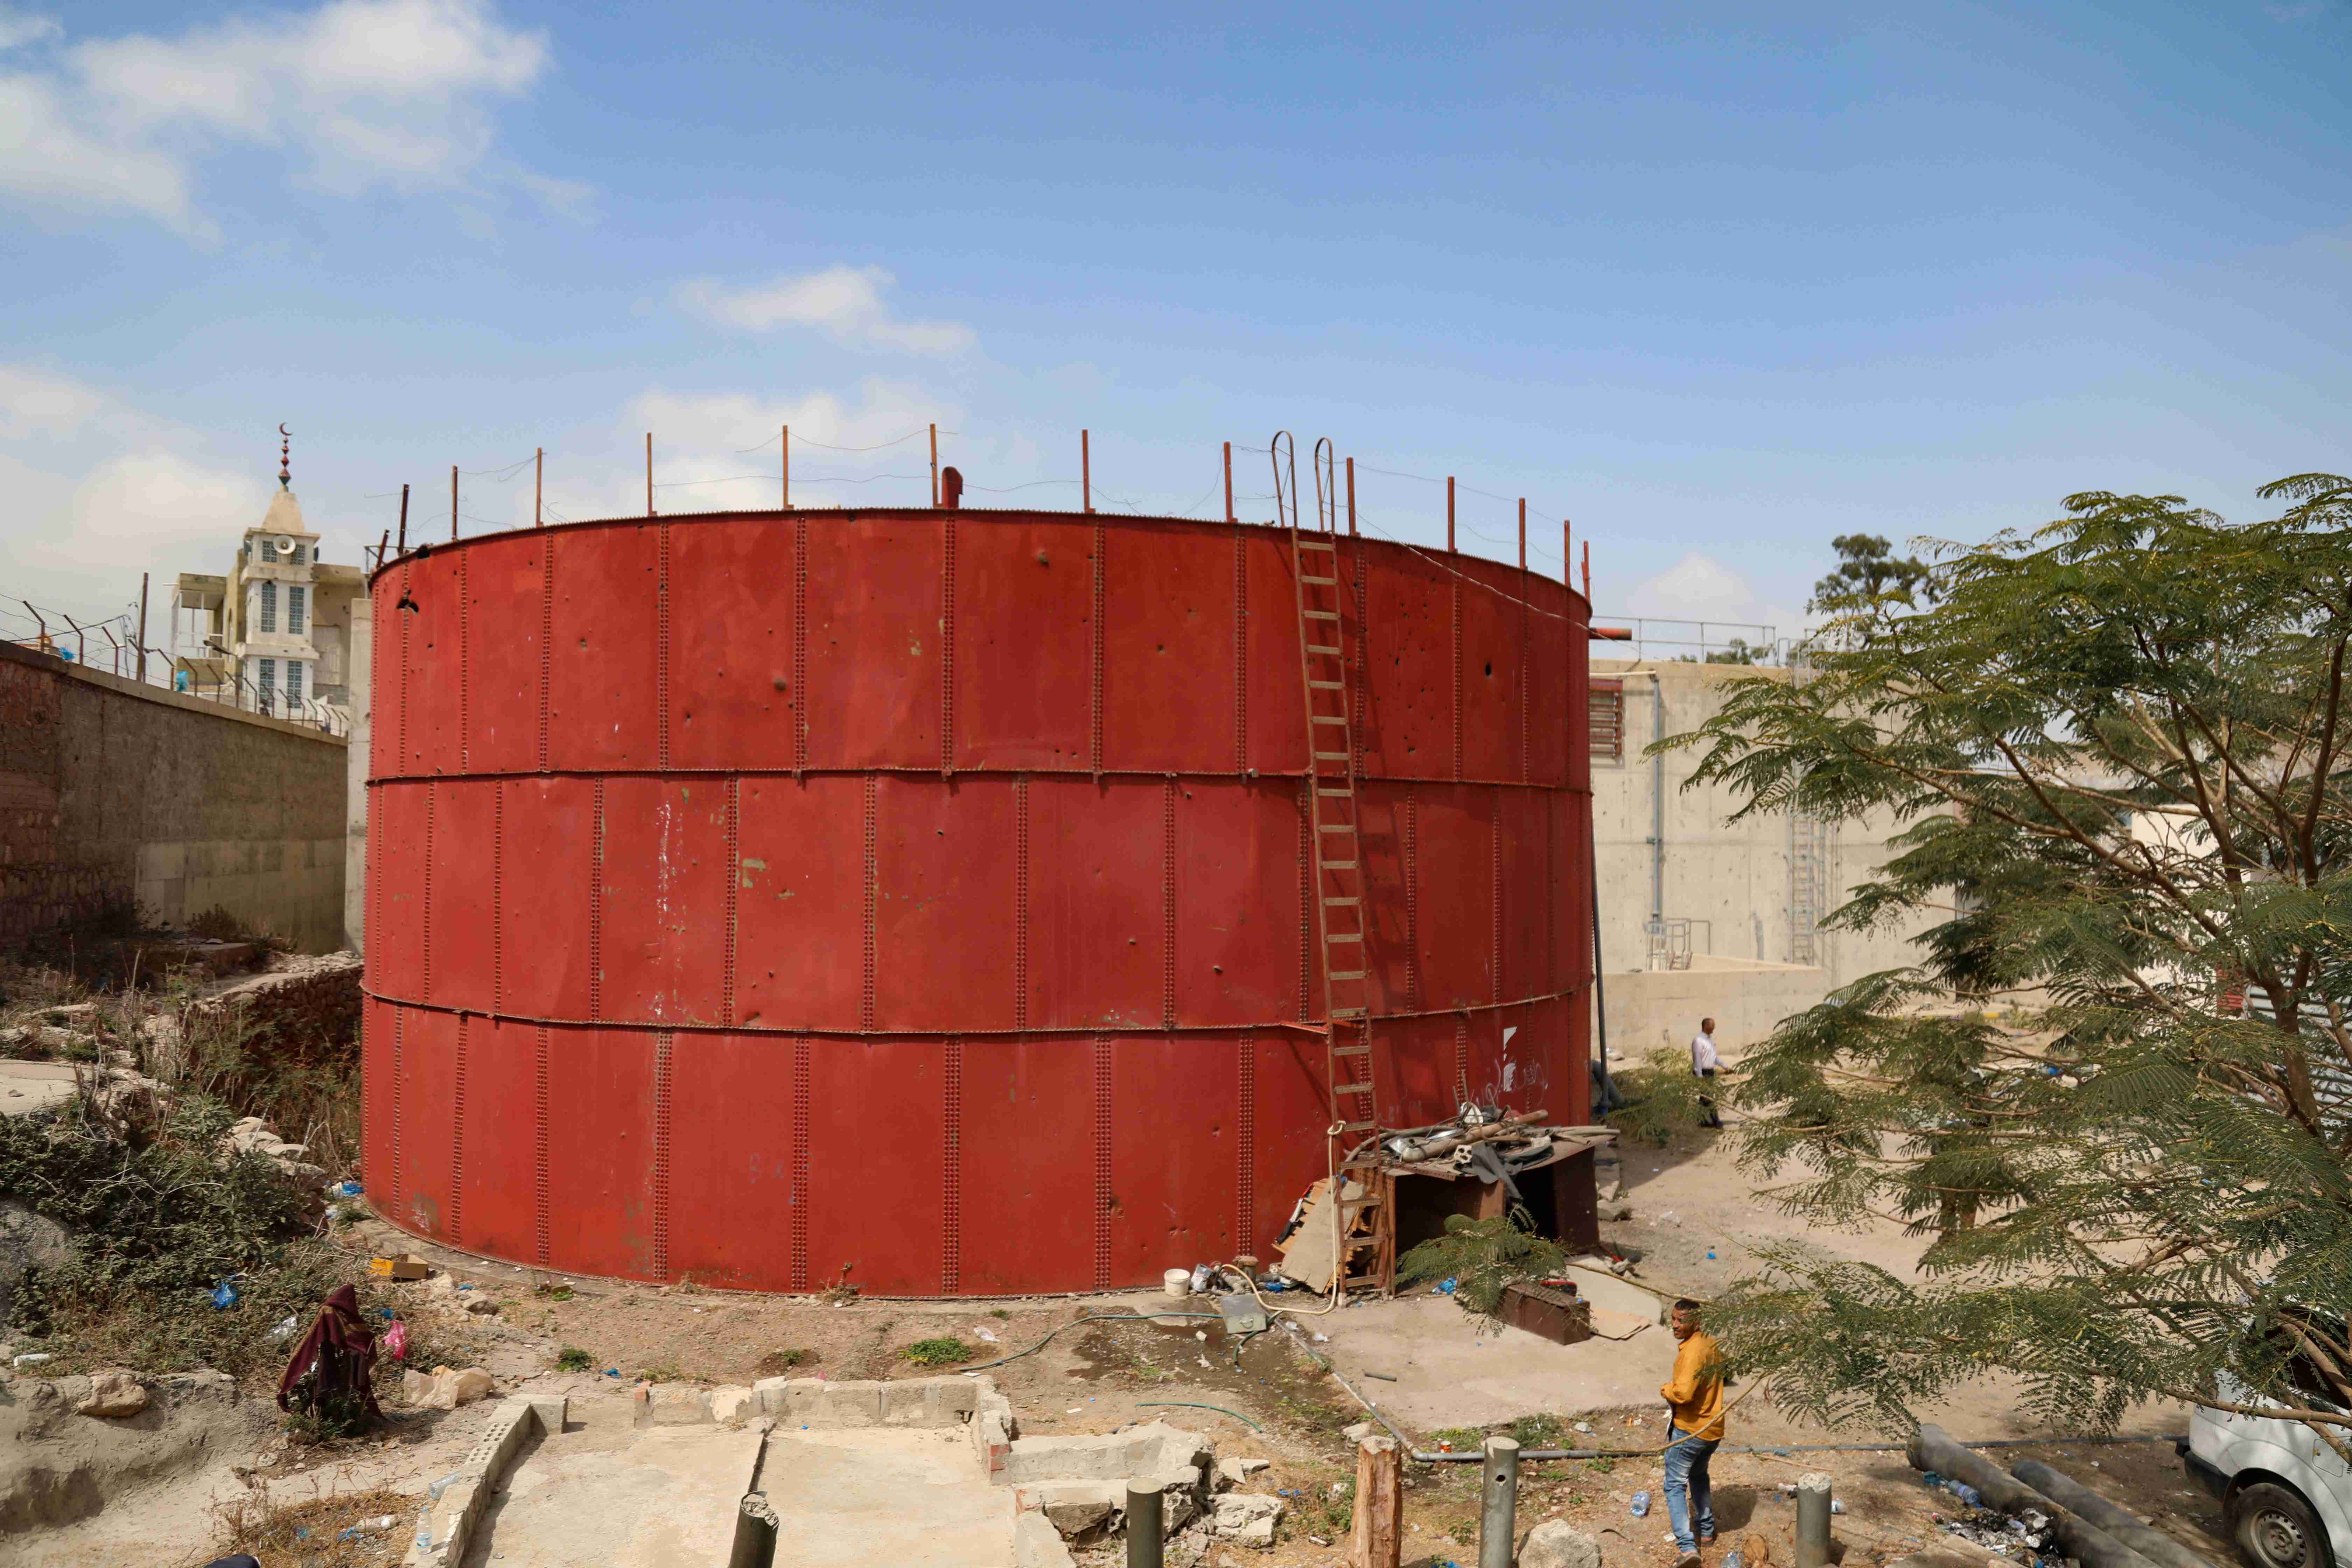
[1330,1008,1368,1019]
[1302,574,1339,585]
[1325,896,1359,904]
[1317,785,1353,796]
[1307,643,1341,655]
[1309,680,1345,690]
[1328,932,1362,942]
[1312,750,1352,761]
[1331,1044,1370,1056]
[1311,715,1348,725]
[1335,1081,1373,1096]
[1336,1119,1377,1131]
[1319,859,1357,869]
[1317,824,1353,833]
[1339,1194,1383,1209]
[1304,610,1340,620]
[1330,970,1366,980]
[1298,539,1336,552]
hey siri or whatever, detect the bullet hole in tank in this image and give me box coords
[772,676,789,691]
[1484,661,1493,676]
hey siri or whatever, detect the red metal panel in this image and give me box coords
[951,518,1095,771]
[371,783,429,999]
[425,779,497,1014]
[395,1007,459,1240]
[1360,547,1453,780]
[802,515,943,771]
[456,1017,540,1264]
[662,1032,797,1288]
[1414,784,1496,1008]
[546,523,661,772]
[463,533,545,775]
[542,1024,659,1280]
[1356,781,1413,1016]
[1025,778,1163,1031]
[1101,521,1236,773]
[1525,581,1570,788]
[370,578,400,779]
[361,997,395,1198]
[597,775,731,1026]
[1241,533,1308,776]
[1172,780,1301,1028]
[1498,785,1550,1004]
[496,777,597,1021]
[1107,1033,1234,1279]
[804,1038,947,1295]
[1456,560,1523,782]
[1247,1030,1328,1257]
[667,517,798,771]
[1379,1012,1460,1129]
[734,775,863,1032]
[873,776,1019,1034]
[397,550,465,777]
[956,1036,1094,1293]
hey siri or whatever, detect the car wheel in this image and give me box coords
[2232,1481,2335,1568]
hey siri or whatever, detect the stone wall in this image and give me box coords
[0,641,349,954]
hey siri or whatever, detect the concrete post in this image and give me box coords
[1126,1478,1163,1568]
[1796,1471,1833,1568]
[1480,1435,1520,1568]
[1352,1434,1402,1568]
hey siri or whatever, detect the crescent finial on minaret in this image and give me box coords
[278,424,291,488]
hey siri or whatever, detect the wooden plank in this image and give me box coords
[1351,1435,1402,1568]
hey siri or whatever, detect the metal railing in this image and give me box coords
[5,596,349,738]
[1592,616,1783,665]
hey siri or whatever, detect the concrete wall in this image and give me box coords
[343,582,372,952]
[1591,657,1941,1060]
[0,640,349,954]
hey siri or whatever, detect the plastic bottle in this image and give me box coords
[1726,1550,1745,1568]
[1190,1264,1214,1294]
[1954,1483,1982,1507]
[1631,1491,1652,1517]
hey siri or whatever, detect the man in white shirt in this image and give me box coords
[1690,1018,1722,1128]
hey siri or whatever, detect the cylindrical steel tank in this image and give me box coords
[362,505,1594,1295]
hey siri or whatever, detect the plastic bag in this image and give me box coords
[385,1318,410,1363]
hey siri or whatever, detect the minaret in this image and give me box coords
[279,422,291,489]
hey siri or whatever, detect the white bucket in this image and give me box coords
[1162,1268,1191,1299]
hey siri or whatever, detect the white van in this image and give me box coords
[2182,1370,2352,1568]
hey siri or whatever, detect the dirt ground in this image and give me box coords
[9,1117,2236,1568]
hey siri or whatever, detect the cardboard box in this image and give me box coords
[368,1253,432,1281]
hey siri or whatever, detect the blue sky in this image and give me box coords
[4,0,2348,654]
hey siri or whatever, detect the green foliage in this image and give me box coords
[1808,533,1932,614]
[1605,1046,1716,1146]
[1665,477,2352,1458]
[1395,1211,1566,1317]
[902,1336,973,1367]
[555,1347,594,1372]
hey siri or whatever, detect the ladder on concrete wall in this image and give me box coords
[1276,434,1393,1296]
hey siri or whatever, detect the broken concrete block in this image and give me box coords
[1209,1492,1282,1544]
[1000,1422,1209,1486]
[1519,1520,1603,1568]
[1043,1498,1116,1541]
[75,1368,148,1419]
[632,1381,713,1427]
[708,1386,758,1427]
[402,1366,494,1410]
[1014,1508,1079,1568]
[1216,1455,1271,1488]
[523,1392,567,1435]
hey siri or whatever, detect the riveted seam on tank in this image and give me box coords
[1092,1033,1112,1290]
[1451,577,1463,782]
[941,514,956,778]
[536,534,553,774]
[721,776,740,1027]
[1236,1031,1256,1258]
[390,1006,405,1230]
[656,520,672,773]
[1405,787,1421,1014]
[490,782,505,1015]
[860,775,878,1033]
[1161,777,1177,1031]
[651,1030,673,1283]
[449,1013,466,1245]
[941,1035,962,1294]
[457,548,470,773]
[790,1033,811,1291]
[1232,522,1247,771]
[533,1024,550,1265]
[589,778,606,1021]
[1088,520,1105,779]
[1013,775,1029,1034]
[1492,785,1505,1005]
[421,782,435,1002]
[791,517,808,777]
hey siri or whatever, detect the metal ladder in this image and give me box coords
[1274,434,1393,1295]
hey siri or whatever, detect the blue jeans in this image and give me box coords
[1663,1423,1719,1553]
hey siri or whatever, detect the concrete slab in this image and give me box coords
[461,1422,761,1567]
[1308,1292,1680,1431]
[764,1427,1014,1568]
[0,1060,79,1118]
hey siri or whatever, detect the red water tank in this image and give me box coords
[362,505,1594,1294]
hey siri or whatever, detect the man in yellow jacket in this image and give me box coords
[1660,1298,1726,1567]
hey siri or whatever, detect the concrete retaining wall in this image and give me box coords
[1599,954,1831,1064]
[0,640,348,953]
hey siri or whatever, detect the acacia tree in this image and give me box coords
[1668,477,2352,1456]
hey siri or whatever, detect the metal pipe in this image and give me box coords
[1223,441,1233,523]
[1518,499,1526,571]
[1347,456,1357,535]
[645,433,653,517]
[1795,1472,1832,1568]
[451,464,458,541]
[929,422,939,506]
[1479,1436,1519,1568]
[137,572,149,682]
[782,425,790,508]
[535,448,544,526]
[397,484,408,554]
[1447,477,1455,551]
[1650,673,1665,928]
[1125,1480,1163,1568]
[1082,429,1092,514]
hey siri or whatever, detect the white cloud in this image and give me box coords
[0,364,104,438]
[679,265,976,355]
[0,9,60,50]
[1631,551,1756,619]
[0,0,564,240]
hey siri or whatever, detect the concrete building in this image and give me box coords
[170,443,363,727]
[1589,654,1941,1062]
